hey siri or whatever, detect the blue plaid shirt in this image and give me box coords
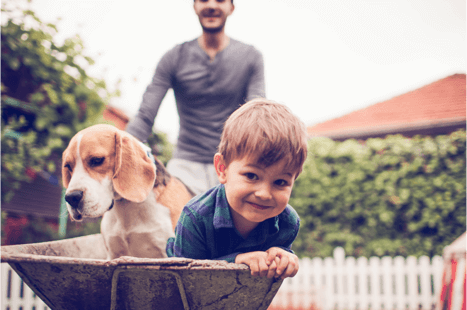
[166,184,300,263]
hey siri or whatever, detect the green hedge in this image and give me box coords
[291,130,466,258]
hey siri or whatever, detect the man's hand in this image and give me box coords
[235,251,278,278]
[265,247,299,280]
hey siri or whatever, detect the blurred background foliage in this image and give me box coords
[1,0,112,203]
[291,130,466,258]
[1,0,114,243]
[1,1,173,245]
[147,131,174,166]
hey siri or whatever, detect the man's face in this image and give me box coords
[194,0,235,34]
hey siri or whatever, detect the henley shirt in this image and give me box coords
[126,38,265,163]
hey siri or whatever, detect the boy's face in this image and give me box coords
[194,0,234,33]
[215,153,297,235]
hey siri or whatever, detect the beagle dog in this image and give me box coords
[62,124,194,260]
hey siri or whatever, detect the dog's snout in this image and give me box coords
[65,191,84,208]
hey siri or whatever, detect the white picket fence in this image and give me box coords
[270,247,444,310]
[1,248,444,310]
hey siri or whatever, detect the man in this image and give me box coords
[126,0,265,195]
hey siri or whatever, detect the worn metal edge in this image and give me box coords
[1,254,250,271]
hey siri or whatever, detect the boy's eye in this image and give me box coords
[245,173,258,180]
[275,179,288,187]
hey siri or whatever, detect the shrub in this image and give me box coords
[291,130,466,258]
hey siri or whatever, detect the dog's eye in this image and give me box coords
[89,157,105,167]
[64,164,73,172]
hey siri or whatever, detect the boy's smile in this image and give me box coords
[216,154,297,238]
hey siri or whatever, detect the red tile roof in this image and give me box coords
[307,74,466,140]
[103,105,130,130]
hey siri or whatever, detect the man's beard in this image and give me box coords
[199,11,226,34]
[201,24,225,33]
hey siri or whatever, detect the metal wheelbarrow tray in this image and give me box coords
[1,234,282,309]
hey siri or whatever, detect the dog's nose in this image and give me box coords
[65,191,83,209]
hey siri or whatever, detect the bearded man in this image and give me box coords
[126,0,265,195]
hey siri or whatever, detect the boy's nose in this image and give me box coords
[255,183,272,200]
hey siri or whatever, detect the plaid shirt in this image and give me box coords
[166,184,300,263]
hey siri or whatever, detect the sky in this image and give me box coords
[19,0,467,142]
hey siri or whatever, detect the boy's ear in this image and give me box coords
[214,153,227,184]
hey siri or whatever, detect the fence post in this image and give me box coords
[432,255,444,306]
[381,256,393,309]
[394,256,406,308]
[419,255,432,308]
[323,255,334,310]
[406,256,418,309]
[299,257,313,309]
[357,256,369,309]
[345,255,357,309]
[333,247,345,309]
[1,264,10,309]
[312,256,324,309]
[369,256,382,309]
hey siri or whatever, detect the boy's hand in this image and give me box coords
[266,247,299,280]
[235,251,278,278]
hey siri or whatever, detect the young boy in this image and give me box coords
[166,98,308,280]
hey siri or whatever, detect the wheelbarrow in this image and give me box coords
[1,234,282,310]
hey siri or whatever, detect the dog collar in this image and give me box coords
[139,142,156,166]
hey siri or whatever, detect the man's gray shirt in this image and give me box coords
[126,38,265,163]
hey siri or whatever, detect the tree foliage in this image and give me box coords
[291,130,466,258]
[1,1,114,202]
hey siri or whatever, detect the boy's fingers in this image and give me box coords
[276,255,289,277]
[280,264,293,279]
[281,257,299,279]
[266,248,279,265]
[266,260,277,278]
[281,261,298,279]
[250,260,260,277]
[258,259,269,277]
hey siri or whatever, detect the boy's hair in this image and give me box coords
[218,98,308,176]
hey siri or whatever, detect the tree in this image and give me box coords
[1,0,115,202]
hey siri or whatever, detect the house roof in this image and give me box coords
[307,74,466,140]
[103,105,130,130]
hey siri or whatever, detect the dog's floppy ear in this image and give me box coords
[112,131,156,202]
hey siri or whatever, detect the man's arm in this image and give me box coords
[126,47,178,141]
[245,49,266,101]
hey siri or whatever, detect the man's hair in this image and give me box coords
[218,98,308,176]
